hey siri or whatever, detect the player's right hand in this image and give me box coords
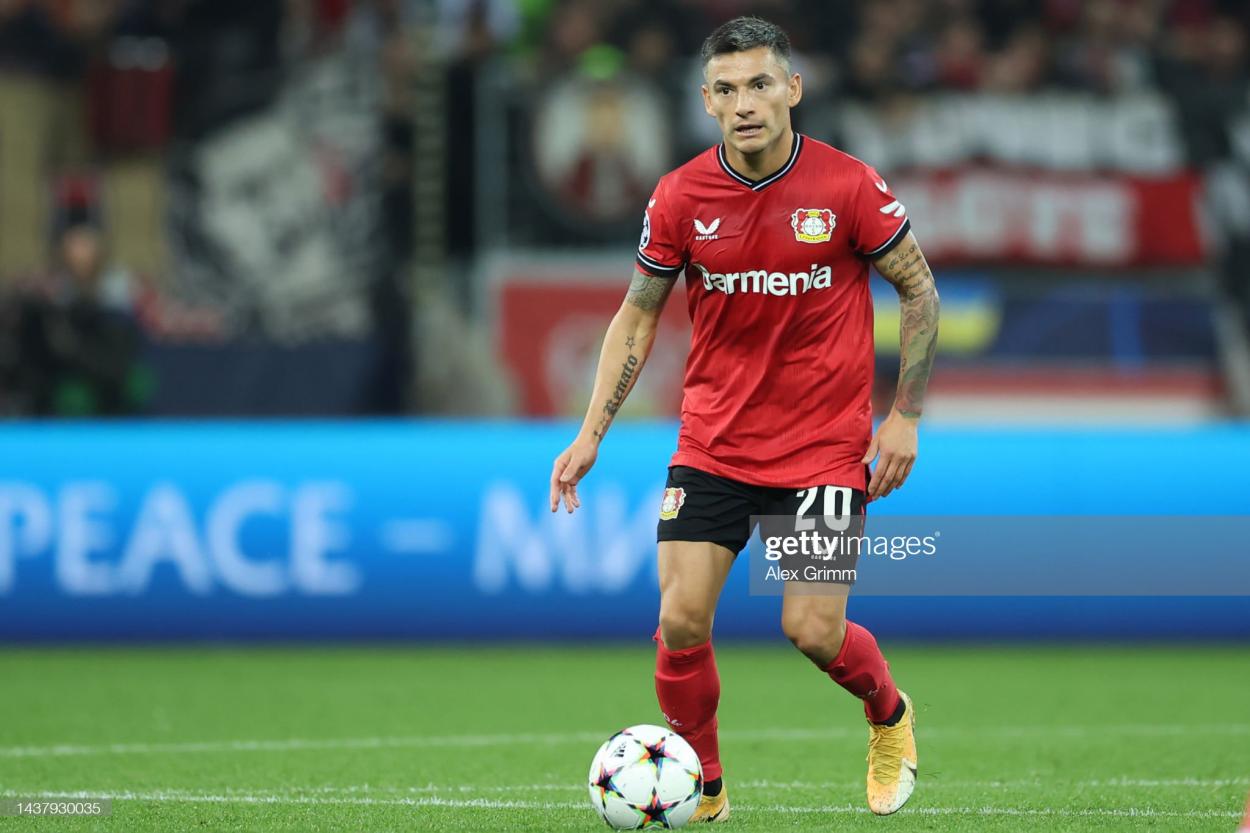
[550,438,598,514]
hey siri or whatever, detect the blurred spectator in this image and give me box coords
[0,0,97,276]
[441,0,519,256]
[531,65,671,234]
[1053,0,1156,93]
[437,0,519,61]
[539,0,602,75]
[1162,11,1250,165]
[844,26,904,101]
[933,15,986,90]
[982,24,1048,92]
[0,0,85,80]
[1,209,148,416]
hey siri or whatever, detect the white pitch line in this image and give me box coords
[734,777,1250,790]
[1,724,1246,759]
[754,804,1245,820]
[1087,777,1250,788]
[0,732,609,759]
[206,777,1250,793]
[0,789,1240,819]
[0,789,580,810]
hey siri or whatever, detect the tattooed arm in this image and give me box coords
[550,269,677,513]
[874,232,940,419]
[581,269,676,440]
[861,232,940,500]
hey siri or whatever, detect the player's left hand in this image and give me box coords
[862,409,918,500]
[550,437,599,514]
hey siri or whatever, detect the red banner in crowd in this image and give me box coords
[892,169,1206,268]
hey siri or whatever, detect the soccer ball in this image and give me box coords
[587,724,703,829]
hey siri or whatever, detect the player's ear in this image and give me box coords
[788,72,803,107]
[701,83,715,117]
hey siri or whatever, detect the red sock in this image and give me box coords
[821,621,900,723]
[653,627,722,780]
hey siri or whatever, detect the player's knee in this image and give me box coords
[657,605,713,650]
[783,616,846,664]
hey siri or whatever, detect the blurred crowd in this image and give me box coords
[442,0,1250,129]
[3,0,1250,416]
[0,0,415,415]
[434,0,1250,250]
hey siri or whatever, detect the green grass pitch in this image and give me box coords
[0,644,1247,832]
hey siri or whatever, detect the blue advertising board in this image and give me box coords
[0,422,1247,640]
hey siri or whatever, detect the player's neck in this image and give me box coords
[722,127,796,181]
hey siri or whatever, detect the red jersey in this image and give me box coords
[636,133,911,490]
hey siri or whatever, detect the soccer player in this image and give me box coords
[550,16,939,821]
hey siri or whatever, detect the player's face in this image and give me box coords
[702,47,801,157]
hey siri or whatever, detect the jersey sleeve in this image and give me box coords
[848,163,912,259]
[635,176,687,278]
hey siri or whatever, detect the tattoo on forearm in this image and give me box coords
[606,355,640,416]
[591,270,670,438]
[877,240,940,418]
[591,348,641,439]
[626,271,674,312]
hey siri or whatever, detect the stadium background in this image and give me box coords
[0,1,1248,830]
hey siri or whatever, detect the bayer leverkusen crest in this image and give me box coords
[659,487,686,520]
[791,208,835,244]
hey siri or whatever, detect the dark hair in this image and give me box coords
[700,16,791,71]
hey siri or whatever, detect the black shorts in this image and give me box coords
[656,465,867,555]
